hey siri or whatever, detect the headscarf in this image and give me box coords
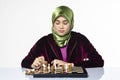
[52,6,74,47]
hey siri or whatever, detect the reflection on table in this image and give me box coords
[26,68,104,80]
[0,67,120,80]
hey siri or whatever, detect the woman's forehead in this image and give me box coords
[55,16,68,21]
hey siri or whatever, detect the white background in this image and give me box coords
[0,0,120,68]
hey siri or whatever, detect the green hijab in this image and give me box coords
[52,6,74,47]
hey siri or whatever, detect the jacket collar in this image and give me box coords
[48,32,77,61]
[67,33,77,61]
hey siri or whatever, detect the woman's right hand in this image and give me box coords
[31,56,45,69]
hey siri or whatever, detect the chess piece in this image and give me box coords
[41,61,48,73]
[47,64,51,73]
[63,63,73,73]
[24,69,35,75]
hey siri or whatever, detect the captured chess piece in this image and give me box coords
[24,69,35,75]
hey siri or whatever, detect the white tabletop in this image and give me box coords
[0,67,120,80]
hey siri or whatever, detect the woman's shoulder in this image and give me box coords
[71,31,90,42]
[71,31,87,39]
[35,33,53,44]
[71,31,91,46]
[41,33,52,39]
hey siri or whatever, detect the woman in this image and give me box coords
[21,6,104,69]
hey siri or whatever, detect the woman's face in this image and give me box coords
[53,16,71,36]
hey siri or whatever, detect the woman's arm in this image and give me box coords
[21,38,45,68]
[80,36,104,68]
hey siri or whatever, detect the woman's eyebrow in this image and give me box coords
[63,20,68,22]
[56,19,59,21]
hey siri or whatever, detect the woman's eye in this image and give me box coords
[64,22,68,25]
[55,21,60,25]
[56,22,59,25]
[63,21,68,25]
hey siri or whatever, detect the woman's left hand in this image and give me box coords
[51,59,67,66]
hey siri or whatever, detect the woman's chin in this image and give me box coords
[57,33,66,36]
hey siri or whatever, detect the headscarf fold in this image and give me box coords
[52,6,74,47]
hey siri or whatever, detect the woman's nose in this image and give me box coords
[59,23,64,29]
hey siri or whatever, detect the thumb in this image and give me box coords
[38,56,45,62]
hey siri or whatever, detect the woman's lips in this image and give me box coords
[58,30,64,33]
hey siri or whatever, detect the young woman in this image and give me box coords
[21,6,104,69]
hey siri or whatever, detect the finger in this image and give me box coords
[51,59,57,64]
[51,60,54,64]
[32,61,41,69]
[51,59,60,67]
[33,65,40,69]
[36,61,42,66]
[34,63,41,69]
[31,63,39,69]
[38,56,45,62]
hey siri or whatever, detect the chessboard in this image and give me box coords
[33,67,88,78]
[24,62,88,78]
